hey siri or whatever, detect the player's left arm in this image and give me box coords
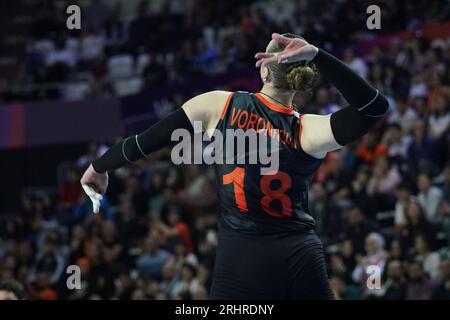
[80,91,231,211]
[299,48,389,159]
[87,90,230,175]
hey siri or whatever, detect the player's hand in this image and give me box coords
[255,33,319,68]
[80,164,108,213]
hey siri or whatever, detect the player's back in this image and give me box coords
[214,91,323,234]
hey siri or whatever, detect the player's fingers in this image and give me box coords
[82,184,92,197]
[87,194,100,213]
[90,189,103,200]
[256,56,279,68]
[272,33,291,46]
[82,184,96,198]
[84,185,102,199]
[82,185,103,213]
[93,193,103,201]
[87,193,100,213]
[255,53,276,68]
[254,52,273,59]
[92,198,100,214]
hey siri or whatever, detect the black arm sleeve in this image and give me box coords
[312,49,389,145]
[92,108,194,173]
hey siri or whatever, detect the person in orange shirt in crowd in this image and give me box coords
[59,168,82,210]
[153,206,193,253]
[356,131,388,164]
[27,272,58,300]
[427,73,447,113]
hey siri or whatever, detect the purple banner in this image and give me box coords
[0,98,123,149]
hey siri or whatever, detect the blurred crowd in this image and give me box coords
[1,0,450,300]
[2,0,449,101]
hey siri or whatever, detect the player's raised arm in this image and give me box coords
[80,90,230,209]
[255,33,389,159]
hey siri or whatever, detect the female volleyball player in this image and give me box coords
[81,33,388,299]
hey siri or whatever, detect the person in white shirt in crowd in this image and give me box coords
[382,123,412,160]
[414,234,441,282]
[343,48,368,79]
[417,173,443,223]
[45,37,78,69]
[429,95,450,139]
[409,74,428,99]
[387,99,419,133]
[394,184,413,228]
[352,232,387,292]
[367,156,401,196]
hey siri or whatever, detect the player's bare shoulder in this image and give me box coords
[299,113,341,159]
[182,90,233,131]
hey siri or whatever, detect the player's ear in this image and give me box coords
[260,65,270,83]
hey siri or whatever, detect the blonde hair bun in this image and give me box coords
[286,65,318,91]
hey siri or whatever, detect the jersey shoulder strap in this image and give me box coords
[218,91,253,120]
[217,91,257,129]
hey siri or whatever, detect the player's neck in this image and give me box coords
[259,85,295,109]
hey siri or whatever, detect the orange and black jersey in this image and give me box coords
[214,91,323,234]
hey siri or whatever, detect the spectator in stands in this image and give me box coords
[100,220,124,267]
[407,121,438,175]
[417,173,443,223]
[153,206,193,253]
[394,183,413,229]
[349,165,371,214]
[310,182,340,240]
[171,263,201,300]
[352,233,387,292]
[429,95,450,139]
[115,200,144,244]
[388,238,407,261]
[0,279,24,300]
[356,132,388,165]
[28,272,58,300]
[405,259,436,299]
[383,123,411,162]
[32,233,65,286]
[413,234,441,281]
[401,200,438,250]
[381,259,407,300]
[121,175,149,215]
[329,275,360,300]
[329,253,352,285]
[113,272,135,300]
[311,87,340,115]
[59,167,82,210]
[159,258,178,298]
[136,236,171,281]
[342,207,377,254]
[343,48,368,79]
[432,257,450,299]
[322,152,352,205]
[387,99,418,133]
[367,156,401,212]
